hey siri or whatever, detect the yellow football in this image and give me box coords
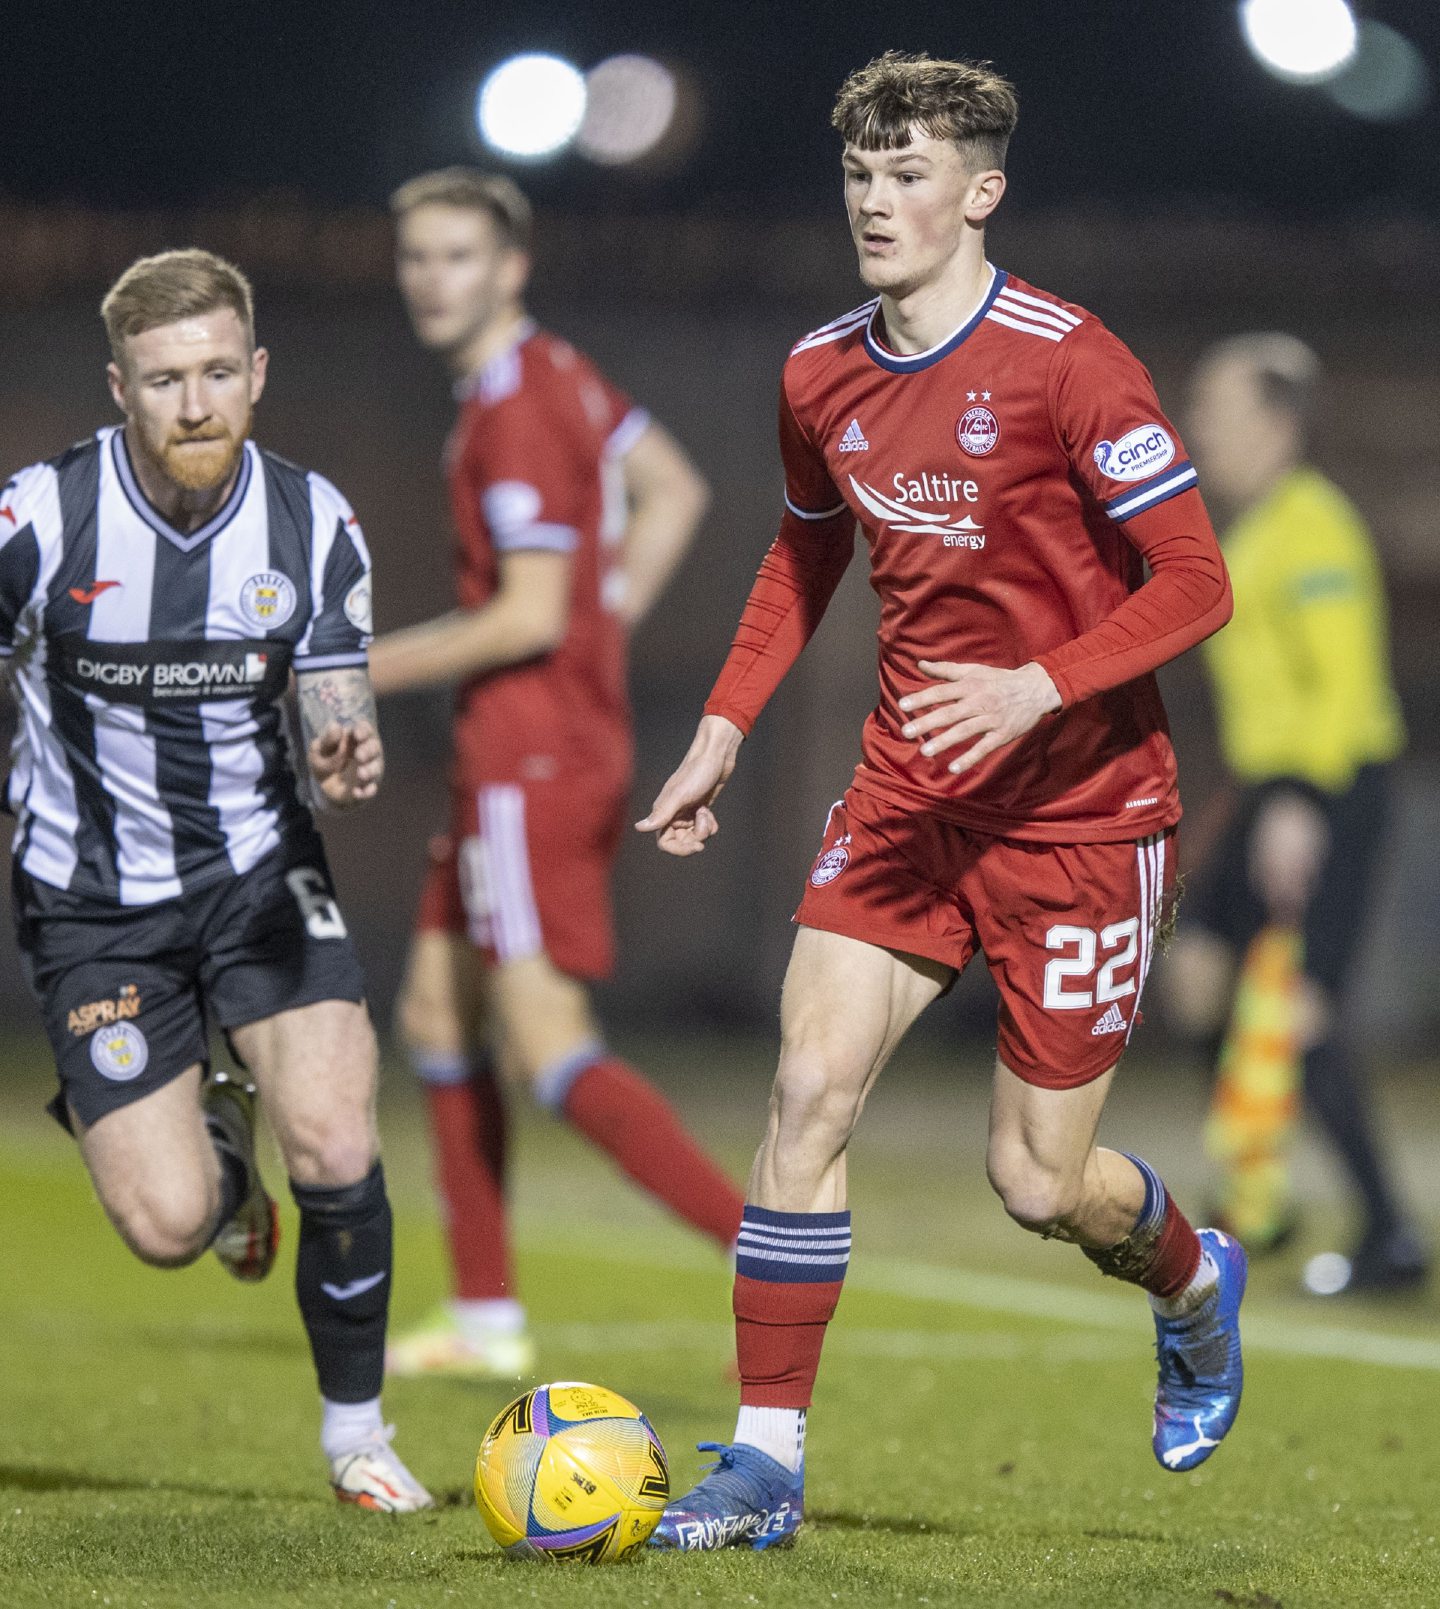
[474,1381,669,1563]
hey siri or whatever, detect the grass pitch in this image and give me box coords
[3,1030,1440,1607]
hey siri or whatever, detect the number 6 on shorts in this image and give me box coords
[286,867,349,940]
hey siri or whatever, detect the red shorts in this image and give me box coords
[413,776,628,981]
[793,787,1176,1088]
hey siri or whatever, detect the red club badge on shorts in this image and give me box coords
[957,405,999,456]
[809,845,850,887]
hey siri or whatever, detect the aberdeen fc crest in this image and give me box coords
[809,846,850,887]
[956,405,999,456]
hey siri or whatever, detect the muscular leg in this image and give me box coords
[734,929,949,1461]
[488,952,745,1249]
[985,1055,1247,1476]
[751,926,952,1212]
[655,927,949,1549]
[395,930,516,1307]
[986,1056,1205,1296]
[985,1059,1143,1246]
[75,1064,222,1267]
[232,1001,393,1445]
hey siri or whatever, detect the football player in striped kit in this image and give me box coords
[0,250,430,1511]
[639,54,1244,1549]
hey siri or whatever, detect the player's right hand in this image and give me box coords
[635,714,744,857]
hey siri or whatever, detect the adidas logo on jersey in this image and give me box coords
[837,418,869,452]
[1091,1002,1129,1036]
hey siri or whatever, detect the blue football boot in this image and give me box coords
[1152,1226,1248,1472]
[649,1442,804,1551]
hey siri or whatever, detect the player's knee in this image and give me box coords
[771,1046,866,1145]
[987,1144,1080,1235]
[396,981,462,1059]
[111,1180,215,1267]
[281,1110,378,1189]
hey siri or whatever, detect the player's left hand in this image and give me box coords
[309,720,384,808]
[898,660,1061,776]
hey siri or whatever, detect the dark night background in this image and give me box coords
[3,1,1438,216]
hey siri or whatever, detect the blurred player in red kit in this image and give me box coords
[639,54,1243,1550]
[370,169,744,1377]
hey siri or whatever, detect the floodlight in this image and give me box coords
[578,55,679,165]
[477,54,587,160]
[1324,21,1431,122]
[1240,0,1358,83]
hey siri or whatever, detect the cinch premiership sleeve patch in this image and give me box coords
[298,473,372,671]
[1050,321,1199,524]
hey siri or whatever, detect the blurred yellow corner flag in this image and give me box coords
[1204,924,1303,1247]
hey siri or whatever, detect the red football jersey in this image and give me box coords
[446,322,647,784]
[705,269,1231,842]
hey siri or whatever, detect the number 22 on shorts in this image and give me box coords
[1042,918,1140,1010]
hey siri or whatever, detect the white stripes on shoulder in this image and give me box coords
[791,300,880,355]
[986,287,1083,344]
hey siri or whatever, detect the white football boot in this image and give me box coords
[329,1425,435,1512]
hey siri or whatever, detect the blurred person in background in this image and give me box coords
[0,249,432,1511]
[370,169,744,1379]
[1167,333,1424,1296]
[639,52,1241,1551]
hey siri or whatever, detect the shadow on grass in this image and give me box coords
[1080,1527,1167,1544]
[0,1462,300,1503]
[133,1327,307,1358]
[808,1508,975,1539]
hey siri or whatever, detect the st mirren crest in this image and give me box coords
[240,571,297,632]
[89,1021,149,1081]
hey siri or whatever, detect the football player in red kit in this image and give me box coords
[370,169,744,1378]
[639,54,1242,1550]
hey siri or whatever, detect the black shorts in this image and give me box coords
[1180,764,1391,999]
[13,831,367,1130]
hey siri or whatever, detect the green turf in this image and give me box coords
[3,1032,1439,1607]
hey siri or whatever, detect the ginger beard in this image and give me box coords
[138,407,251,495]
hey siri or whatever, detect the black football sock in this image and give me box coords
[1302,1039,1402,1240]
[291,1162,392,1403]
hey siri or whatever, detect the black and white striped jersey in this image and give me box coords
[0,426,373,905]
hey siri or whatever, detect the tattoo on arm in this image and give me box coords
[296,667,378,747]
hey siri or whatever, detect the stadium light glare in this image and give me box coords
[476,54,587,160]
[1323,21,1431,122]
[578,55,678,166]
[1240,0,1358,83]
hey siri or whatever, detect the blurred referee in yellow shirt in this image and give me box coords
[1168,332,1423,1295]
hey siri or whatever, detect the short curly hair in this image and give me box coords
[832,52,1018,171]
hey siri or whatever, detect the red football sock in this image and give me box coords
[561,1058,745,1249]
[734,1272,845,1408]
[731,1206,852,1407]
[1144,1196,1204,1299]
[1085,1154,1202,1298]
[423,1064,514,1301]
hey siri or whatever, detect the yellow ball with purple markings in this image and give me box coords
[474,1382,669,1562]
